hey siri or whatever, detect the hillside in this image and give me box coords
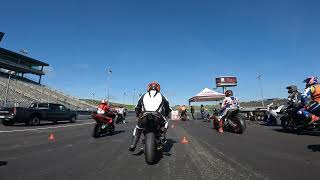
[80,99,135,110]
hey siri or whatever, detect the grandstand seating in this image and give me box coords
[0,74,95,110]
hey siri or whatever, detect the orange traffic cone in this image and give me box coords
[181,136,189,144]
[48,133,55,141]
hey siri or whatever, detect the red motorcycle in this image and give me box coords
[212,109,246,134]
[91,112,115,138]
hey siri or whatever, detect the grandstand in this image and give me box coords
[0,46,95,110]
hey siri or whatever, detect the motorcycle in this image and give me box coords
[278,107,320,132]
[264,103,285,126]
[139,112,165,165]
[180,111,189,121]
[91,112,115,138]
[115,113,125,124]
[115,108,126,124]
[202,111,210,122]
[212,109,246,134]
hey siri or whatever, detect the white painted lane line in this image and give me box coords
[0,122,95,133]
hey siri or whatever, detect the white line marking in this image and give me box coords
[0,122,95,133]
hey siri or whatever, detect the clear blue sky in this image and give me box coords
[1,0,319,105]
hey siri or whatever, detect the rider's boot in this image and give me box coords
[129,128,142,152]
[161,128,167,144]
[219,119,224,133]
[311,114,320,123]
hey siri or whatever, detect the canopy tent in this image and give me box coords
[189,88,225,103]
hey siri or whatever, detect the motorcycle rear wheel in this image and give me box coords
[109,124,115,135]
[233,116,246,134]
[92,123,102,138]
[144,132,157,165]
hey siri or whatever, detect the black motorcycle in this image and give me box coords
[213,109,246,134]
[140,112,164,165]
[279,107,320,132]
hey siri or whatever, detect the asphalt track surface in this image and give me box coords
[0,114,319,180]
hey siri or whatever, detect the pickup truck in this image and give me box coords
[0,103,78,126]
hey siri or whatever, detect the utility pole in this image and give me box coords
[123,92,126,105]
[91,92,95,112]
[257,75,265,107]
[92,92,95,105]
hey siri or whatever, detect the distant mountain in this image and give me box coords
[239,98,287,108]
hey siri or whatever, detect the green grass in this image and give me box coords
[80,99,136,110]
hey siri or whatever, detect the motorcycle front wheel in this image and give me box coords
[281,118,297,132]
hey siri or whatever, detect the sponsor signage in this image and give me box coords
[216,76,237,87]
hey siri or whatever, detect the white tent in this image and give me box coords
[189,88,225,102]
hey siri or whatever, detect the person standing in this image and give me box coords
[190,106,195,120]
[200,104,205,119]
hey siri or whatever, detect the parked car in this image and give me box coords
[0,103,78,126]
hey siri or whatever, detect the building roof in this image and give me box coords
[0,47,49,66]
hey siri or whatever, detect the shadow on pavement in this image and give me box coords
[99,130,126,138]
[0,161,8,167]
[133,139,177,157]
[273,128,320,136]
[163,139,177,156]
[307,144,320,152]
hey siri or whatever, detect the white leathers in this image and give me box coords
[142,90,163,112]
[97,109,105,114]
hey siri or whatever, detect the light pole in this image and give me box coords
[132,88,136,105]
[257,75,265,107]
[4,71,15,107]
[92,92,95,105]
[107,69,112,104]
[91,92,95,112]
[123,92,126,105]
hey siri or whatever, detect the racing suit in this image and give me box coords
[97,103,115,127]
[129,90,171,151]
[218,96,239,132]
[286,85,301,109]
[299,84,320,122]
[220,96,240,120]
[180,106,187,117]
